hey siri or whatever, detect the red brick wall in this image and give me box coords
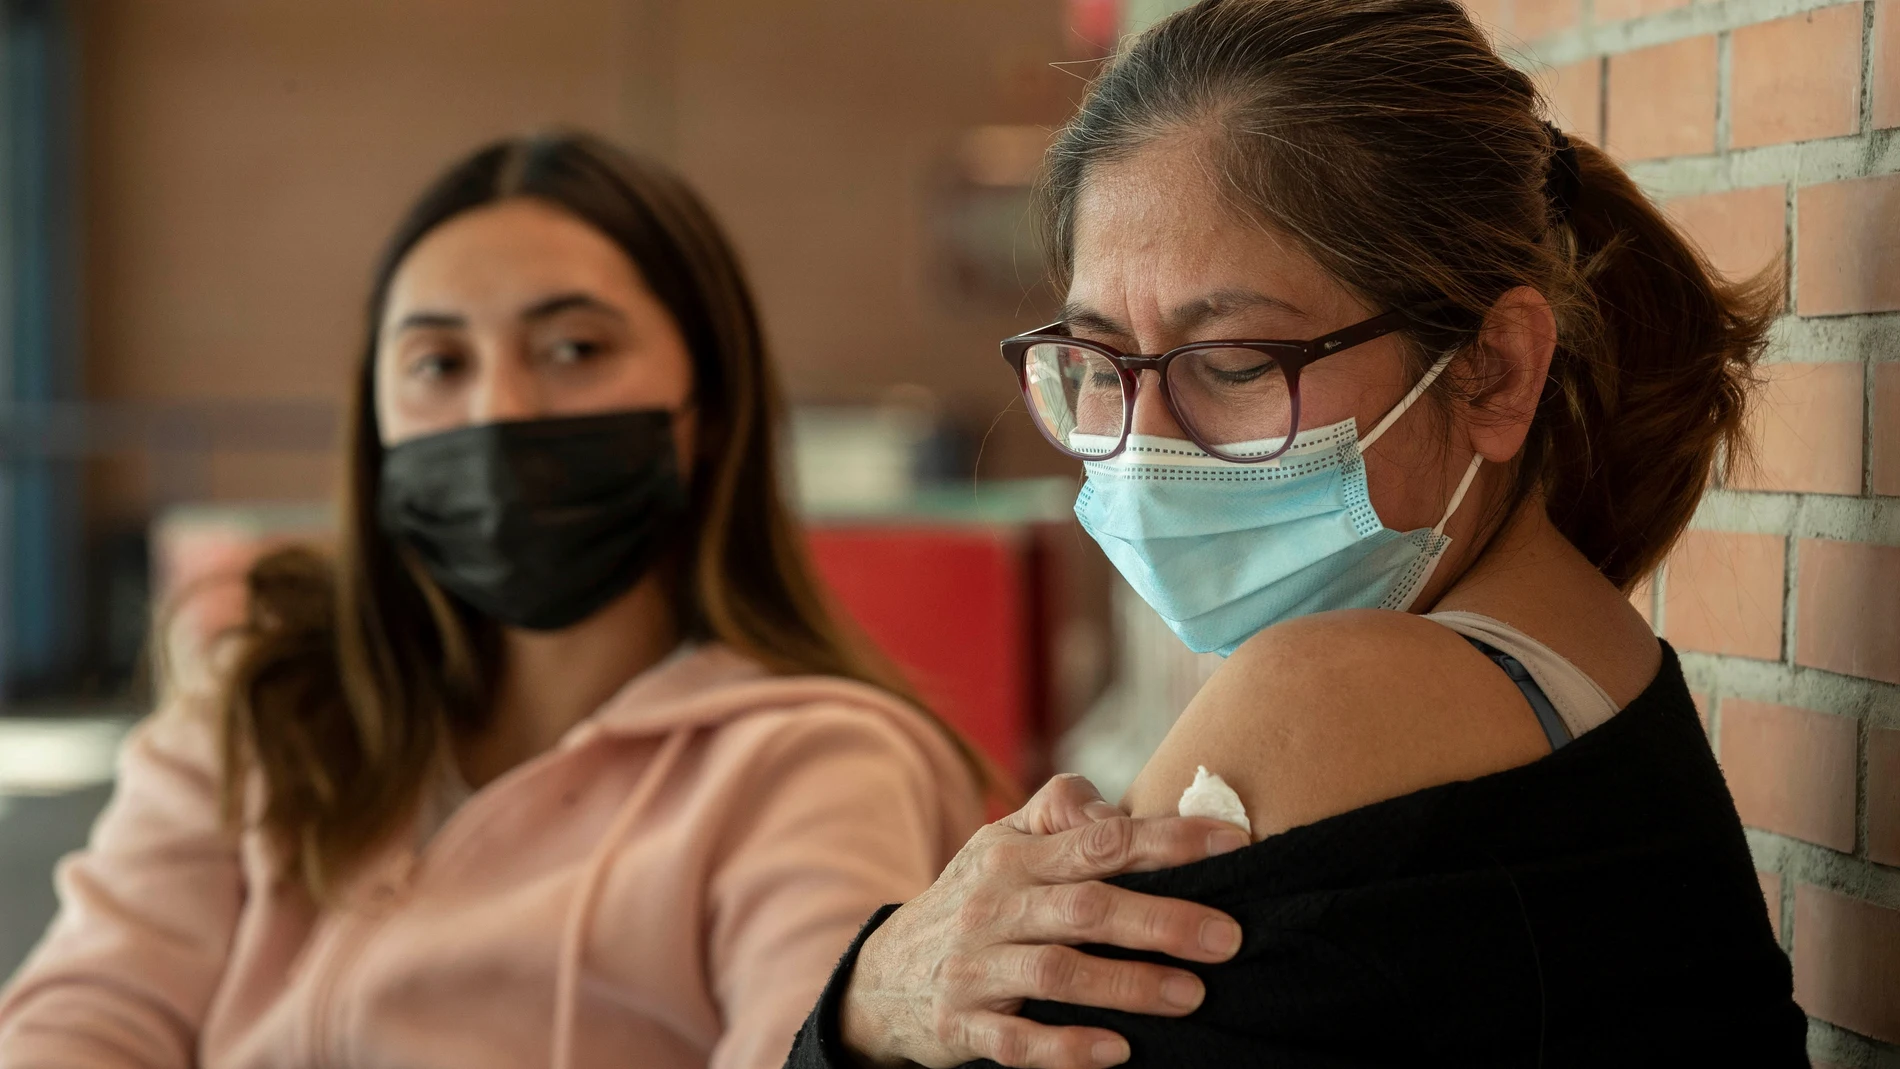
[1473,0,1900,1059]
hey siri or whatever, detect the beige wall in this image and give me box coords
[77,0,1072,519]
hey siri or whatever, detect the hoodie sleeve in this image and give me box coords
[702,702,981,1069]
[0,700,243,1068]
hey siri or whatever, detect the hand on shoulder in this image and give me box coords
[1122,609,1553,839]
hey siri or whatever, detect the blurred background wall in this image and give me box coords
[80,0,1090,525]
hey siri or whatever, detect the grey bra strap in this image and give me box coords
[1462,636,1573,751]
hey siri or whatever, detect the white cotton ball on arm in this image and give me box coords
[1177,765,1251,836]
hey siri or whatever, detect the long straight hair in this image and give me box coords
[215,133,986,897]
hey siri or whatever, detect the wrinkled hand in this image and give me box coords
[839,774,1248,1069]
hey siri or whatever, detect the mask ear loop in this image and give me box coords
[1357,350,1458,452]
[1433,453,1485,536]
[1349,347,1485,536]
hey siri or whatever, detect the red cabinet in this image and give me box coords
[808,523,1049,784]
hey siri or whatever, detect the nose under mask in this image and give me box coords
[1073,354,1482,655]
[378,409,688,631]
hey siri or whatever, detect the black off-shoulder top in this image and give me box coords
[787,641,1808,1068]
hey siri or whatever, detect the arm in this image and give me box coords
[0,701,244,1068]
[1121,609,1553,836]
[705,705,967,1069]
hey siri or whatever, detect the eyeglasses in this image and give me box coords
[1000,309,1411,464]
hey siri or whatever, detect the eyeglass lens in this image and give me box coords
[1021,342,1294,459]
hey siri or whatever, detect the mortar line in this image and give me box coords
[1870,359,1882,497]
[1863,0,1878,136]
[1784,176,1798,314]
[1858,714,1872,860]
[1783,527,1800,666]
[1716,30,1734,155]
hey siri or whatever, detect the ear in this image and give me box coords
[1463,286,1556,464]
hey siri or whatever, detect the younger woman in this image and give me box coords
[0,133,985,1069]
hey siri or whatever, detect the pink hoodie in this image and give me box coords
[0,644,983,1069]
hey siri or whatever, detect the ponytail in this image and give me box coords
[1529,143,1776,587]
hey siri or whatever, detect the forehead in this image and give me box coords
[1065,141,1348,324]
[383,199,646,317]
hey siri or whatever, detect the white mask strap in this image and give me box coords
[1432,453,1485,537]
[1358,351,1457,452]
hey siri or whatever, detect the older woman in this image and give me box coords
[1,134,993,1069]
[786,1,1805,1066]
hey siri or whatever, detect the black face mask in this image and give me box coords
[378,410,687,631]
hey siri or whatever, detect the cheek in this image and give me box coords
[1294,352,1415,434]
[670,410,697,484]
[1358,401,1457,531]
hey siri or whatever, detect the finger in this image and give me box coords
[957,1009,1131,1069]
[1014,880,1243,964]
[1002,774,1122,837]
[997,942,1206,1018]
[1018,814,1250,884]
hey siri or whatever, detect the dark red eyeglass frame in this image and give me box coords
[1000,309,1412,463]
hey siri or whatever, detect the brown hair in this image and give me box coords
[214,133,985,896]
[1039,0,1777,588]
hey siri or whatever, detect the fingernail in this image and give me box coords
[1161,973,1204,1010]
[1207,828,1248,854]
[1091,1037,1131,1066]
[1200,917,1242,956]
[1083,801,1122,821]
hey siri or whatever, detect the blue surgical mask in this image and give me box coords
[1073,354,1483,656]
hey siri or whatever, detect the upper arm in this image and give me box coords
[703,706,978,1069]
[0,701,244,1068]
[1122,609,1552,839]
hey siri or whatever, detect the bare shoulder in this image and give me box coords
[1122,609,1552,839]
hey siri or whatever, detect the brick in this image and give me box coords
[1793,885,1900,1043]
[1536,59,1603,145]
[1877,363,1900,496]
[1510,0,1581,41]
[1730,5,1864,150]
[1719,699,1857,851]
[1606,37,1717,161]
[1872,728,1900,865]
[1664,185,1786,287]
[1797,174,1900,315]
[1796,539,1900,684]
[1758,870,1783,941]
[1876,0,1900,129]
[1593,0,1689,23]
[1662,531,1786,661]
[1730,362,1865,495]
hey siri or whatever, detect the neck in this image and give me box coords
[1425,492,1664,706]
[458,574,682,786]
[1426,496,1569,612]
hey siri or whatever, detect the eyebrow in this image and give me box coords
[393,310,466,332]
[390,292,627,334]
[520,292,626,324]
[1061,287,1308,343]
